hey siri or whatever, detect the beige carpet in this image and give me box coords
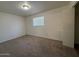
[0,35,78,57]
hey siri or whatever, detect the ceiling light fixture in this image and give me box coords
[18,2,31,10]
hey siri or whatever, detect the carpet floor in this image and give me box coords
[0,35,78,57]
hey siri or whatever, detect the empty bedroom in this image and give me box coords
[0,0,79,57]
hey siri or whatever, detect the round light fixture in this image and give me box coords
[18,2,31,10]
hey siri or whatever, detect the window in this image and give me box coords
[33,16,44,26]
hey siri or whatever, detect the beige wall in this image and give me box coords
[25,6,74,48]
[0,12,26,43]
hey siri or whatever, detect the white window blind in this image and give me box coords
[33,16,44,26]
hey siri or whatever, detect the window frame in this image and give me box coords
[32,16,44,27]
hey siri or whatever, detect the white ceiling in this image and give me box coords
[0,1,70,16]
